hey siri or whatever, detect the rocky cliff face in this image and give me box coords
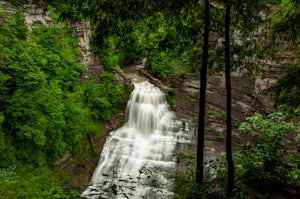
[174,60,289,158]
[0,0,103,81]
[0,0,289,194]
[69,21,102,81]
[178,68,281,121]
[137,56,283,152]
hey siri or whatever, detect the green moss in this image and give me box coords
[166,87,178,104]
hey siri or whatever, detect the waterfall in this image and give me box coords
[81,79,193,199]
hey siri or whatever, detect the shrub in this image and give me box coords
[165,87,178,104]
[236,112,300,195]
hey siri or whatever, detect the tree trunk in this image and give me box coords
[225,4,234,196]
[196,0,210,185]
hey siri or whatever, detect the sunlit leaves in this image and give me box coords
[0,10,124,166]
[83,72,124,121]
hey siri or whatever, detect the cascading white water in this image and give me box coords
[81,79,193,199]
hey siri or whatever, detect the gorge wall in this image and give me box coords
[138,59,282,154]
[0,0,283,136]
[0,0,288,193]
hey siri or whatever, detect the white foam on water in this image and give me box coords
[81,80,193,199]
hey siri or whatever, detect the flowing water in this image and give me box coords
[81,79,194,199]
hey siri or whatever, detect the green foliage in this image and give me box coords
[165,87,178,104]
[57,0,202,77]
[6,0,28,6]
[174,159,209,199]
[271,0,300,108]
[82,72,124,121]
[99,36,121,69]
[271,0,300,50]
[270,0,281,3]
[236,112,300,195]
[147,51,182,78]
[99,72,124,105]
[272,63,300,107]
[206,0,267,76]
[174,157,227,199]
[0,9,123,166]
[0,166,82,199]
[209,107,226,121]
[0,11,86,165]
[134,9,202,77]
[0,7,125,198]
[80,0,266,78]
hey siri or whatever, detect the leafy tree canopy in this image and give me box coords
[271,0,300,108]
[0,9,123,167]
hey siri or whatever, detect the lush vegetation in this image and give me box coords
[55,0,202,78]
[0,8,124,198]
[236,112,300,196]
[271,0,300,108]
[1,0,299,198]
[0,166,82,199]
[174,110,300,198]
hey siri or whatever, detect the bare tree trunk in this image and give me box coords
[196,0,210,185]
[225,4,234,196]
